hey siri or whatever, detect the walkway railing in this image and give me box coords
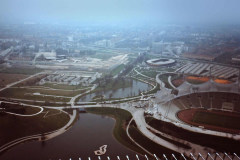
[67,152,240,160]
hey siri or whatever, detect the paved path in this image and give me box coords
[126,118,153,156]
[69,84,97,106]
[10,86,91,92]
[0,72,49,92]
[133,67,155,81]
[168,76,177,89]
[44,103,219,156]
[0,105,76,153]
[0,101,43,117]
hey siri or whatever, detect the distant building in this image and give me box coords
[182,53,217,61]
[151,42,165,54]
[232,55,240,64]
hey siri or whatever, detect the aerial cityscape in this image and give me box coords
[0,0,240,160]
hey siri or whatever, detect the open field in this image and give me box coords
[141,71,158,78]
[0,100,70,107]
[158,74,173,89]
[0,102,41,115]
[10,87,87,97]
[42,83,90,90]
[110,64,125,76]
[0,88,71,102]
[0,68,43,75]
[193,110,240,130]
[14,74,47,87]
[0,73,28,88]
[177,108,240,134]
[0,108,70,146]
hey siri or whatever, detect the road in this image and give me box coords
[133,67,155,81]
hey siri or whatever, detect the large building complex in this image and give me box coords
[146,58,176,66]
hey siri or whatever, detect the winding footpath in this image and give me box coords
[0,72,50,92]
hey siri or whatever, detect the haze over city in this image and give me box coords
[1,0,240,25]
[0,0,240,160]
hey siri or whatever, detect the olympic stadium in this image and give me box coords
[152,72,240,138]
[146,58,176,66]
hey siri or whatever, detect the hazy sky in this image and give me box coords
[0,0,240,25]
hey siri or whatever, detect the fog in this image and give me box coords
[0,0,240,25]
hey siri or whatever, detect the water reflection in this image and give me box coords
[0,113,138,160]
[79,79,152,102]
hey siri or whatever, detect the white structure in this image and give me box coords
[39,71,102,86]
[146,58,176,66]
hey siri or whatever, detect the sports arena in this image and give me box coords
[154,72,240,138]
[146,58,176,66]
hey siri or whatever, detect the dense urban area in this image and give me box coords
[0,24,240,160]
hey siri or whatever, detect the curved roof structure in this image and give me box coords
[146,58,175,66]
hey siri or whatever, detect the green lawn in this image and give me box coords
[0,108,70,146]
[1,103,41,115]
[42,83,90,90]
[19,87,88,97]
[192,111,240,130]
[0,68,43,75]
[158,74,174,89]
[5,100,69,107]
[0,88,71,102]
[110,64,125,76]
[141,71,158,78]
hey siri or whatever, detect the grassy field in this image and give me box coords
[85,107,144,154]
[1,100,69,107]
[1,103,41,115]
[0,88,71,102]
[145,116,240,153]
[128,122,180,158]
[158,74,173,89]
[11,87,87,97]
[0,73,28,88]
[0,108,70,146]
[42,83,90,90]
[110,64,125,76]
[0,68,43,75]
[192,111,240,130]
[141,71,158,78]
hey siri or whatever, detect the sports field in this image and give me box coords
[193,111,240,130]
[177,108,240,134]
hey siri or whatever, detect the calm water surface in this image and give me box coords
[79,79,152,102]
[0,113,138,160]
